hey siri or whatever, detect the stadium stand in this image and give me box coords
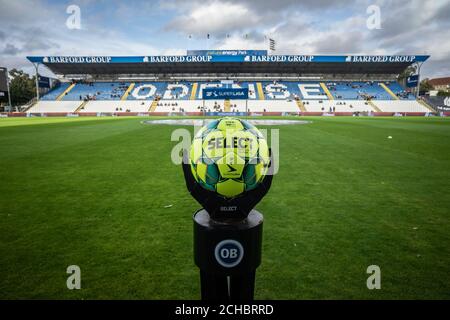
[326,81,396,100]
[374,100,430,112]
[40,83,71,101]
[27,101,83,113]
[302,100,375,112]
[62,82,130,101]
[385,81,415,100]
[422,96,449,112]
[30,80,429,114]
[76,100,152,113]
[35,97,430,114]
[246,100,299,112]
[151,99,380,113]
[19,54,434,116]
[40,81,415,101]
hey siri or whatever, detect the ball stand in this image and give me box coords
[193,209,263,301]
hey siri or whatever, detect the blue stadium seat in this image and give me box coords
[40,83,71,101]
[62,82,130,101]
[128,82,192,100]
[386,81,415,100]
[327,81,404,100]
[39,80,415,101]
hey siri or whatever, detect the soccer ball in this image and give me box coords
[189,117,270,198]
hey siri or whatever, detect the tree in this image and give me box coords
[419,78,433,92]
[437,90,450,97]
[8,69,36,106]
[398,65,416,83]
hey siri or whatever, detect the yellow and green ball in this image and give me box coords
[189,117,270,198]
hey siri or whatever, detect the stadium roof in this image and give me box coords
[27,54,430,77]
[428,77,450,86]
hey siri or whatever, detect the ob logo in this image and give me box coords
[215,239,244,268]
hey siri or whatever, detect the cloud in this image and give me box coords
[0,0,159,75]
[0,0,57,32]
[163,0,356,14]
[165,1,260,36]
[360,0,450,77]
[162,0,450,77]
[309,33,365,54]
[2,43,21,55]
[432,0,450,24]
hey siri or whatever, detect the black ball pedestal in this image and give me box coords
[193,209,264,301]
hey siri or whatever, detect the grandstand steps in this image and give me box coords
[367,100,382,112]
[149,99,159,112]
[417,99,436,113]
[320,83,334,100]
[295,99,307,112]
[224,99,231,112]
[121,83,135,100]
[256,82,265,100]
[380,83,399,100]
[190,83,198,100]
[22,104,35,112]
[56,83,76,101]
[74,100,88,113]
[22,98,38,112]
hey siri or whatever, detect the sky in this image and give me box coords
[0,0,449,79]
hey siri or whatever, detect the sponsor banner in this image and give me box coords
[0,91,8,102]
[27,55,430,64]
[203,88,249,100]
[151,54,429,63]
[244,55,315,62]
[187,50,267,56]
[0,67,8,91]
[424,96,450,111]
[406,74,419,88]
[205,112,247,116]
[145,55,214,63]
[29,113,48,117]
[0,67,8,102]
[432,97,450,111]
[30,56,116,63]
[38,75,51,88]
[345,55,427,63]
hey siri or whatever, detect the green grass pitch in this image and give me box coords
[0,116,449,299]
